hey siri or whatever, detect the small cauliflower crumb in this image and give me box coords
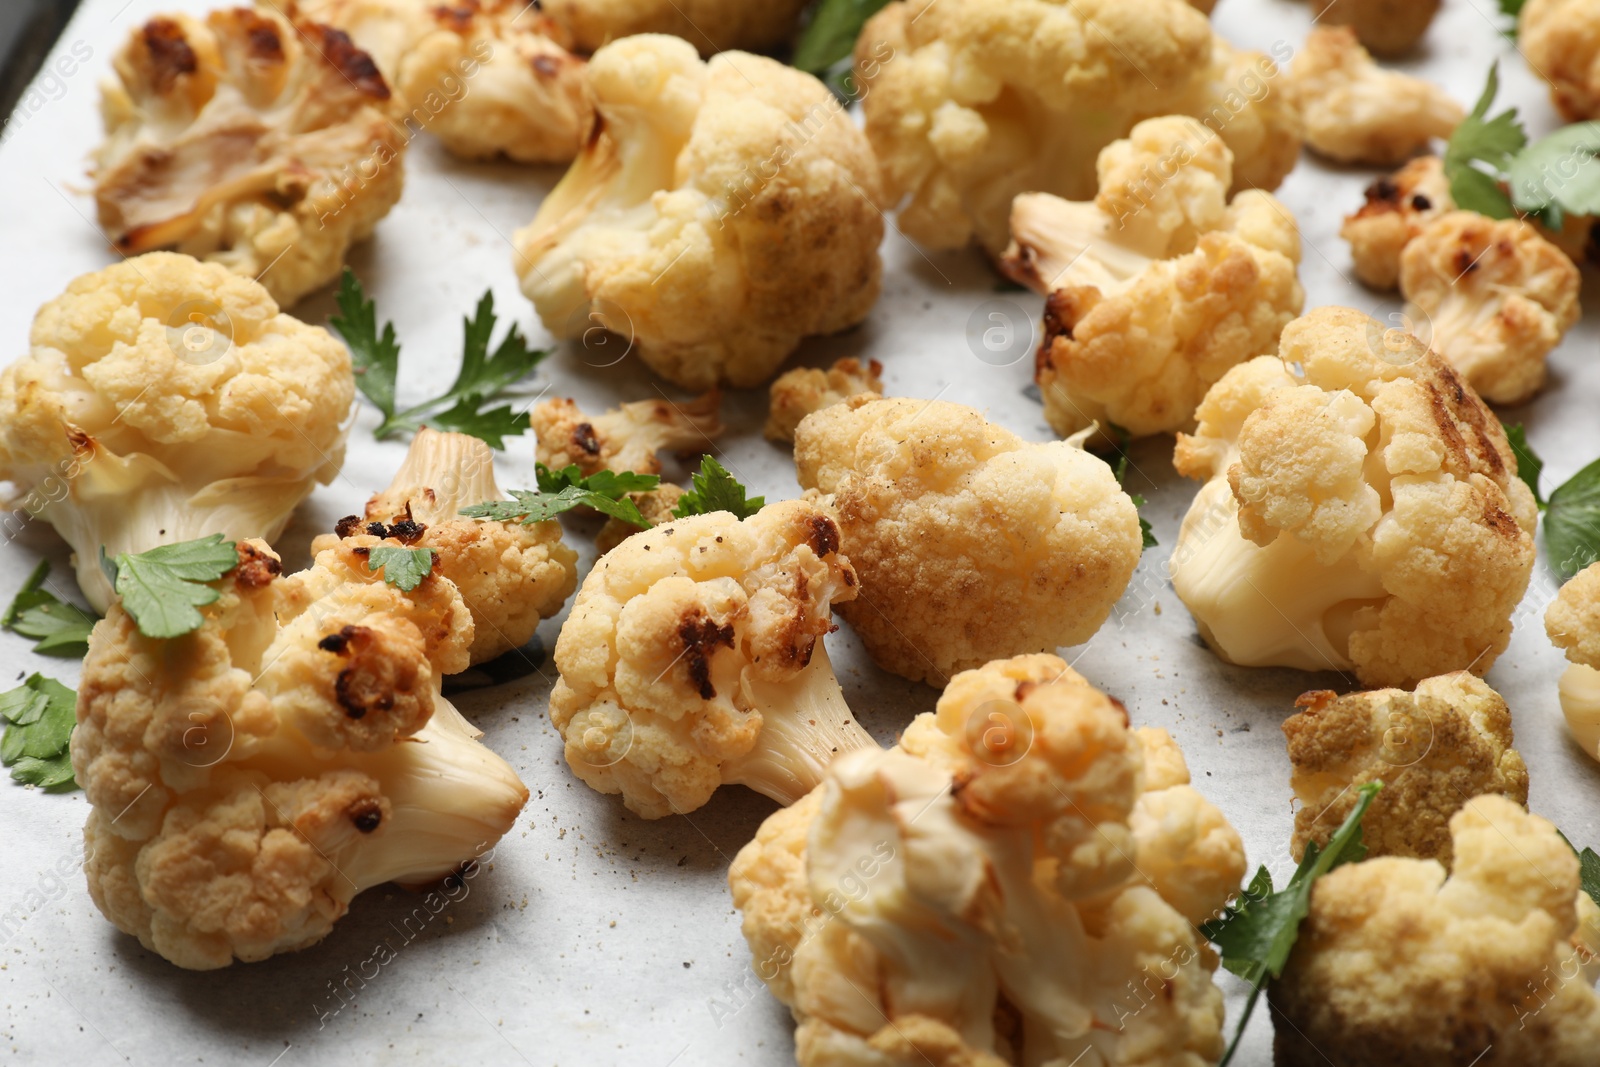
[763,359,884,443]
[531,393,722,477]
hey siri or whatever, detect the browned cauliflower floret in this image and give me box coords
[728,654,1246,1067]
[1311,0,1440,56]
[1171,307,1538,688]
[1288,26,1462,166]
[549,499,873,818]
[73,539,529,969]
[764,359,884,444]
[530,392,722,476]
[514,35,884,390]
[543,0,809,56]
[1001,116,1304,440]
[1522,0,1600,121]
[794,397,1143,686]
[1340,156,1454,289]
[314,428,577,665]
[274,0,588,163]
[94,8,405,307]
[0,253,353,613]
[1284,673,1528,865]
[1269,795,1600,1066]
[1401,211,1581,405]
[854,0,1301,252]
[1546,562,1600,763]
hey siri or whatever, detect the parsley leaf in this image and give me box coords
[331,268,399,422]
[3,560,97,656]
[1106,424,1157,550]
[463,464,660,529]
[1503,422,1546,509]
[1443,64,1526,220]
[114,535,239,639]
[1509,122,1600,229]
[1557,831,1600,908]
[1500,0,1527,23]
[0,674,78,791]
[536,463,660,498]
[1129,495,1158,550]
[1547,456,1600,581]
[367,546,436,592]
[1202,782,1382,1066]
[673,456,764,520]
[793,0,891,95]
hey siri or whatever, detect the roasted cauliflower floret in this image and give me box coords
[513,35,884,390]
[94,8,405,307]
[764,359,884,444]
[530,391,722,476]
[1284,673,1528,865]
[73,539,529,969]
[794,397,1142,686]
[543,0,809,56]
[1401,211,1581,405]
[1340,156,1454,290]
[276,0,588,163]
[1170,307,1538,688]
[1522,0,1600,121]
[1001,116,1304,440]
[1310,0,1440,56]
[315,428,577,665]
[1289,27,1462,166]
[0,253,353,613]
[854,0,1301,252]
[729,654,1246,1067]
[1546,562,1600,763]
[594,483,687,556]
[1270,795,1600,1066]
[549,499,873,818]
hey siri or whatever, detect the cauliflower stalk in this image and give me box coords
[1001,115,1303,440]
[73,537,530,969]
[95,7,405,307]
[1170,307,1538,688]
[1546,562,1600,764]
[0,253,354,614]
[854,0,1301,251]
[549,498,874,818]
[513,35,884,390]
[728,653,1247,1067]
[794,397,1143,686]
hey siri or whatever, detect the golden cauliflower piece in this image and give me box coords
[1522,0,1600,121]
[1001,116,1304,440]
[543,0,809,56]
[1340,156,1454,290]
[513,35,884,390]
[315,428,577,665]
[728,654,1246,1067]
[94,8,405,307]
[276,0,588,163]
[1270,795,1600,1065]
[1289,27,1462,166]
[73,538,529,969]
[530,391,722,476]
[854,0,1301,252]
[1284,673,1528,865]
[0,253,353,613]
[1546,562,1600,763]
[1309,0,1440,56]
[764,359,884,444]
[1170,306,1538,688]
[594,483,687,556]
[1401,211,1581,405]
[794,397,1143,686]
[549,499,873,818]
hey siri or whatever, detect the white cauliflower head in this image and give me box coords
[794,396,1144,686]
[764,358,884,444]
[1401,211,1581,406]
[1001,115,1304,440]
[543,0,809,56]
[1170,306,1538,688]
[0,253,354,614]
[1340,156,1455,290]
[73,537,529,969]
[94,7,406,307]
[549,498,873,819]
[854,0,1301,251]
[1309,0,1440,56]
[513,34,884,390]
[1546,562,1600,764]
[530,390,723,476]
[1288,26,1462,166]
[1269,795,1600,1066]
[1522,0,1600,121]
[728,653,1247,1067]
[275,0,589,164]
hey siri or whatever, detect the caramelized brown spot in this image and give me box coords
[1295,689,1337,712]
[572,422,601,456]
[387,519,426,544]
[234,542,282,589]
[143,18,197,93]
[1364,177,1401,207]
[431,2,480,33]
[315,25,390,100]
[335,514,364,538]
[807,514,841,557]
[1411,193,1431,211]
[1014,680,1039,703]
[348,799,384,833]
[678,615,735,700]
[1107,695,1130,727]
[318,626,357,654]
[244,18,284,62]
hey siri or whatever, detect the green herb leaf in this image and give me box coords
[1503,423,1546,510]
[1556,831,1600,908]
[3,560,97,656]
[1509,122,1600,228]
[793,0,891,86]
[673,456,764,520]
[1129,495,1158,550]
[114,535,239,639]
[1443,65,1525,220]
[535,463,660,499]
[0,674,78,791]
[331,269,399,421]
[367,546,436,592]
[464,487,652,529]
[1500,0,1527,20]
[1547,457,1600,581]
[423,397,532,452]
[1202,782,1382,1067]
